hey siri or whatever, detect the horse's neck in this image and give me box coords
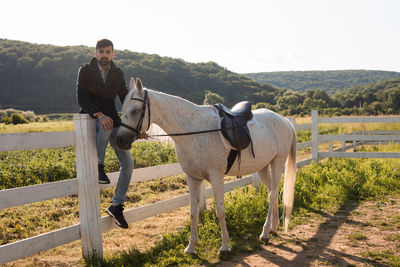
[148,90,215,135]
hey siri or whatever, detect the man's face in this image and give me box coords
[95,46,114,66]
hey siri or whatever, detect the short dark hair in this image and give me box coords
[96,39,114,51]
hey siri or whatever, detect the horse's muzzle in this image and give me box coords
[116,134,136,150]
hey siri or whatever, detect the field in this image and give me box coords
[1,119,400,266]
[0,121,73,133]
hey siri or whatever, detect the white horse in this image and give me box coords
[116,78,297,255]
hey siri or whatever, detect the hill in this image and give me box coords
[333,78,400,113]
[244,70,400,94]
[0,39,276,113]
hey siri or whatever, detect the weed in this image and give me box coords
[384,234,400,242]
[363,250,400,266]
[348,231,368,242]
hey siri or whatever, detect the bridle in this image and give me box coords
[119,90,151,136]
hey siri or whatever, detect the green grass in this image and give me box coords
[85,153,400,266]
[0,142,177,190]
[296,125,343,143]
[1,144,400,265]
[2,121,400,265]
[45,113,75,121]
[0,174,187,246]
[362,250,400,267]
[0,121,73,133]
[348,231,368,242]
[385,233,400,242]
[296,122,400,144]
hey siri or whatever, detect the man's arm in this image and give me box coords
[118,71,129,104]
[76,66,102,116]
[76,66,113,130]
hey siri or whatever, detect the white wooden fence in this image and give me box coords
[311,110,400,161]
[1,111,400,264]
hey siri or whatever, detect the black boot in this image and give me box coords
[106,204,128,229]
[98,164,110,184]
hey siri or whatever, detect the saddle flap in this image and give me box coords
[220,116,251,150]
[214,102,256,175]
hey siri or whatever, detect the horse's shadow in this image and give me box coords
[209,201,387,267]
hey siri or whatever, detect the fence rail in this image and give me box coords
[312,110,400,161]
[0,163,184,210]
[1,111,400,265]
[319,152,400,159]
[319,134,400,142]
[0,131,74,152]
[319,116,400,124]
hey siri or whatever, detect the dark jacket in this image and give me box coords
[76,57,128,127]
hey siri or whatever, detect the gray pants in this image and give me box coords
[95,120,134,206]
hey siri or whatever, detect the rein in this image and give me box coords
[147,124,246,137]
[119,89,247,138]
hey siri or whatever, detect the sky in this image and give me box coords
[1,0,399,73]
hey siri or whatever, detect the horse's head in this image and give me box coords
[116,77,150,150]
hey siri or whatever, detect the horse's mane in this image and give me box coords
[122,87,202,113]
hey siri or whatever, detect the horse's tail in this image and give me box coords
[283,122,297,232]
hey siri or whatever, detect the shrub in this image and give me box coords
[0,108,41,124]
[11,113,28,124]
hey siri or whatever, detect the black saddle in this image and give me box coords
[215,101,255,175]
[217,101,253,121]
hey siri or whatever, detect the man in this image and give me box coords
[76,39,134,228]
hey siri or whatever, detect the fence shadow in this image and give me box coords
[215,201,386,267]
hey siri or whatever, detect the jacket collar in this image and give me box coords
[88,57,118,72]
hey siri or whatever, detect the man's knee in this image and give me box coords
[121,155,134,171]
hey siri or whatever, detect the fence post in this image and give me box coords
[311,110,319,162]
[341,133,346,151]
[361,130,365,146]
[251,173,261,191]
[74,114,103,260]
[288,117,296,129]
[353,132,356,152]
[199,181,206,211]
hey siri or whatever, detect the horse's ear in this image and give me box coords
[129,77,136,90]
[136,78,143,92]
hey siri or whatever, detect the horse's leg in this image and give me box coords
[258,164,271,192]
[258,165,279,235]
[259,157,286,242]
[209,172,231,254]
[270,200,280,235]
[184,175,203,255]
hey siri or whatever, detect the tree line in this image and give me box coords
[0,39,274,113]
[250,78,400,116]
[244,70,400,95]
[1,39,399,116]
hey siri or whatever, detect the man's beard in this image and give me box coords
[99,57,110,66]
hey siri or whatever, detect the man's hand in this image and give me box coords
[99,115,113,130]
[139,132,148,139]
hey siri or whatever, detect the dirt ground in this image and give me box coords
[4,194,400,267]
[218,194,400,267]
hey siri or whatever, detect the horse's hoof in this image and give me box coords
[270,230,278,236]
[259,236,270,244]
[184,247,197,255]
[218,249,231,256]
